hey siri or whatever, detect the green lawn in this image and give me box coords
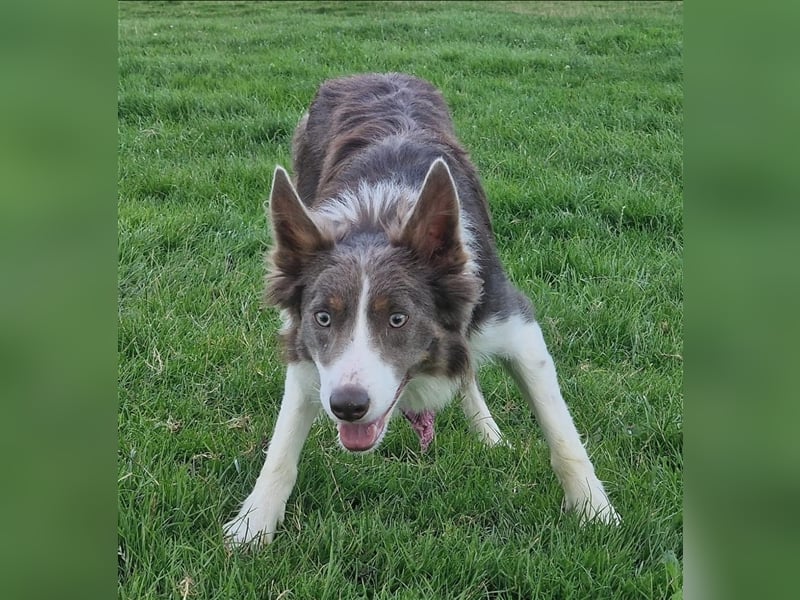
[118,2,683,598]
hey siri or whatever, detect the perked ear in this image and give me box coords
[265,166,331,308]
[268,166,328,258]
[400,158,464,264]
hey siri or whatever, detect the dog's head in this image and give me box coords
[264,159,480,452]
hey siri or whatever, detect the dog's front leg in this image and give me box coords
[224,361,319,547]
[506,319,620,525]
[461,375,505,446]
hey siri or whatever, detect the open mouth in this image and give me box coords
[337,417,388,452]
[336,376,409,452]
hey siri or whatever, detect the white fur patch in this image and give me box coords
[224,361,320,546]
[471,315,620,524]
[461,376,505,446]
[316,275,403,423]
[278,309,293,335]
[312,176,481,280]
[469,314,530,364]
[313,180,415,227]
[398,374,460,414]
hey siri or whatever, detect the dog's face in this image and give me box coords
[298,244,439,451]
[266,160,480,452]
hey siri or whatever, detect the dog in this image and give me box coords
[224,73,619,546]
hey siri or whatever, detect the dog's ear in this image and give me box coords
[265,166,331,307]
[400,158,464,265]
[268,166,328,255]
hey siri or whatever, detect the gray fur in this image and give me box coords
[271,73,534,378]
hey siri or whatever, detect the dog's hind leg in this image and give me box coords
[224,362,320,547]
[461,375,504,446]
[504,317,620,524]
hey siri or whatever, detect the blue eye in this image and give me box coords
[389,313,408,328]
[314,311,331,327]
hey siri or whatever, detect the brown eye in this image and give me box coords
[389,313,408,328]
[314,311,331,327]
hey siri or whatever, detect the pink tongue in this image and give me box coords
[402,409,436,452]
[338,420,383,451]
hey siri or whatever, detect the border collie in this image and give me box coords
[225,73,619,546]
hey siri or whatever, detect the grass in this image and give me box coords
[118,1,683,598]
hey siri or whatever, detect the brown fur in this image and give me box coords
[265,73,533,378]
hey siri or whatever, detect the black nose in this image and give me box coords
[329,385,370,422]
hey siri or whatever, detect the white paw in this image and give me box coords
[223,497,284,548]
[563,478,621,525]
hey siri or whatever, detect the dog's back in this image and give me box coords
[293,73,466,202]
